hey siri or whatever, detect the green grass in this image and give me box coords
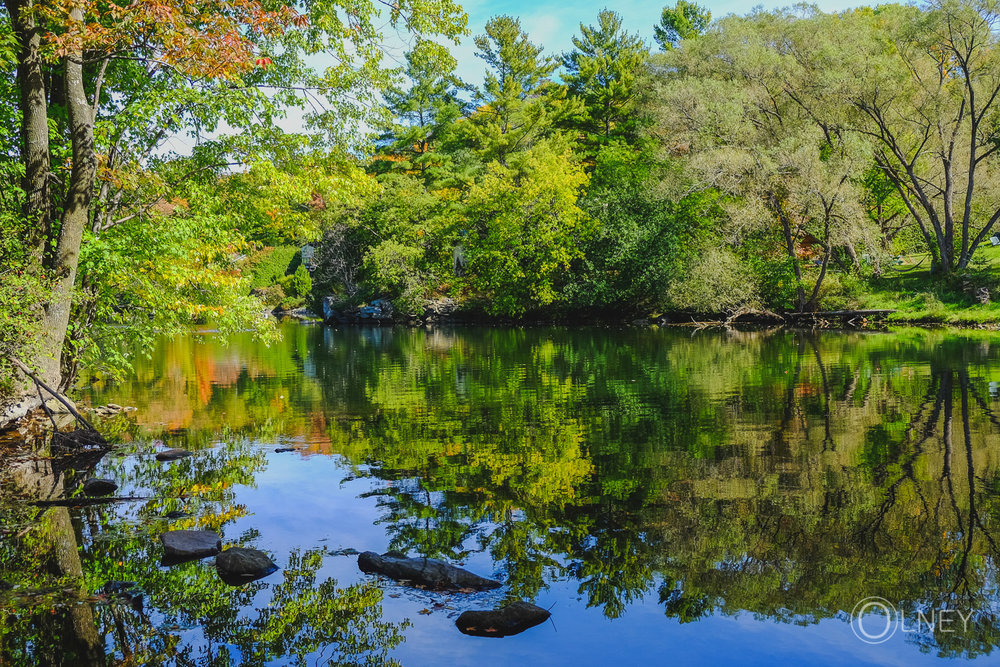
[854,245,1000,324]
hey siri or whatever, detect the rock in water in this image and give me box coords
[357,551,500,591]
[101,581,143,611]
[215,547,279,585]
[160,530,221,564]
[456,602,551,638]
[156,448,192,461]
[82,478,118,496]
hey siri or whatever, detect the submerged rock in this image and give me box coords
[455,602,551,638]
[160,530,221,564]
[357,551,500,591]
[155,448,192,461]
[161,510,191,519]
[101,581,143,611]
[82,478,118,496]
[215,547,279,585]
[274,447,295,453]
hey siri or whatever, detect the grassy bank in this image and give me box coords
[852,246,1000,325]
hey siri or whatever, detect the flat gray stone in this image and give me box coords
[160,530,221,562]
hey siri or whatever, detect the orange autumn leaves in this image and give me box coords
[39,0,306,79]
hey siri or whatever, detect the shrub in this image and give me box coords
[245,245,300,291]
[279,265,313,298]
[251,283,287,306]
[666,247,760,313]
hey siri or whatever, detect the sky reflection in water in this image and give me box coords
[5,323,1000,665]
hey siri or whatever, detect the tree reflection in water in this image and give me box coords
[4,324,1000,662]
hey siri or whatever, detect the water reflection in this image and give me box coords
[4,324,1000,663]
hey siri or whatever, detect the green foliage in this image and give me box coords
[247,246,301,291]
[465,16,576,163]
[464,139,592,315]
[654,1,712,50]
[377,39,468,178]
[562,11,649,148]
[665,247,759,312]
[0,167,49,391]
[280,265,313,299]
[567,144,713,311]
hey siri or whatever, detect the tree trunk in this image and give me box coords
[0,0,53,426]
[5,0,51,265]
[38,15,96,393]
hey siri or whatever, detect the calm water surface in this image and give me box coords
[5,323,1000,666]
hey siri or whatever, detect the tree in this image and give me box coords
[654,1,712,50]
[378,39,468,177]
[651,9,876,312]
[0,0,467,423]
[463,138,593,315]
[829,2,1000,274]
[465,15,570,163]
[562,10,649,147]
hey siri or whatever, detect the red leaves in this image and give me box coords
[254,57,273,68]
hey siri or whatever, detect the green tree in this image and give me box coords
[654,1,712,50]
[464,138,593,315]
[378,39,468,178]
[465,16,569,163]
[0,0,467,423]
[651,9,876,312]
[562,10,649,147]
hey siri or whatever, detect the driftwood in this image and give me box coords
[7,354,106,445]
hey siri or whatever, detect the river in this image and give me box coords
[3,322,1000,665]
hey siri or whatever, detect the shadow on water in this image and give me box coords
[4,323,1000,663]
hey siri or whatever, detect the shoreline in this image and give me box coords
[277,306,1000,331]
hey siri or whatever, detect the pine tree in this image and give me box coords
[562,10,648,148]
[379,39,468,177]
[465,16,572,164]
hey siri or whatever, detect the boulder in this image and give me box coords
[357,551,500,591]
[160,530,221,564]
[357,299,394,322]
[322,296,348,323]
[156,448,192,461]
[44,397,75,414]
[82,478,118,496]
[455,602,551,638]
[215,547,279,585]
[281,307,319,321]
[423,297,458,321]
